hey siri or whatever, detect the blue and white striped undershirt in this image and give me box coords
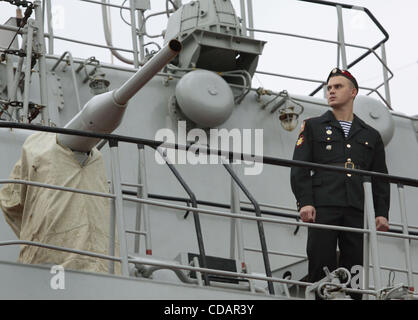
[339,120,352,137]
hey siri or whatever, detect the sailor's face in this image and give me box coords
[326,76,357,108]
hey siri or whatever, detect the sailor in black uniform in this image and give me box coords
[290,68,390,298]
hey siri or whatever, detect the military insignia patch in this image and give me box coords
[296,135,304,147]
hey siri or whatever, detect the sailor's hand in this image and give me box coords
[300,205,316,223]
[375,216,389,232]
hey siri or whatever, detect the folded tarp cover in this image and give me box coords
[0,132,120,274]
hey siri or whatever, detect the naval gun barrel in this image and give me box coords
[57,39,182,152]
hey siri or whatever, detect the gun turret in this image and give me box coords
[57,39,182,152]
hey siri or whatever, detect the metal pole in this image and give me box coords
[381,43,392,107]
[363,208,370,300]
[336,29,341,68]
[336,5,347,69]
[363,177,382,291]
[246,0,255,38]
[34,0,50,124]
[109,140,130,276]
[5,55,15,101]
[22,21,34,123]
[239,0,248,36]
[129,0,140,68]
[230,166,246,271]
[136,144,152,255]
[397,184,414,288]
[137,9,145,62]
[10,32,26,104]
[44,0,54,54]
[108,185,116,274]
[134,147,143,254]
[230,178,236,259]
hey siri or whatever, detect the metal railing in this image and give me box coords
[249,0,393,109]
[0,122,417,299]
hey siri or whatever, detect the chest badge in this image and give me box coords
[326,129,332,135]
[296,135,304,147]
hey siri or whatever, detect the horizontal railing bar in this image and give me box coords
[0,179,115,199]
[378,265,418,276]
[121,190,300,220]
[48,34,135,54]
[256,70,324,84]
[0,240,122,262]
[240,200,298,214]
[245,247,307,259]
[123,195,370,234]
[255,70,391,103]
[390,222,418,230]
[79,0,131,10]
[0,123,416,188]
[248,27,364,48]
[121,182,144,188]
[0,24,26,34]
[0,27,131,54]
[125,229,147,236]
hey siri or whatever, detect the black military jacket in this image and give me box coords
[290,110,390,219]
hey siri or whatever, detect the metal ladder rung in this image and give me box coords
[126,229,147,236]
[121,182,144,188]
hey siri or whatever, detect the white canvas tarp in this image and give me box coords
[0,132,120,274]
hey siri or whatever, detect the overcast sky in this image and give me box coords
[0,0,417,116]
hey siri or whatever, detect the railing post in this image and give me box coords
[34,0,50,124]
[229,165,246,271]
[136,144,152,255]
[397,184,414,289]
[363,208,370,300]
[44,0,54,54]
[246,0,254,38]
[137,9,146,62]
[363,176,382,291]
[239,0,248,36]
[129,0,140,68]
[336,5,347,69]
[108,185,116,274]
[109,139,130,276]
[22,21,34,123]
[381,43,392,107]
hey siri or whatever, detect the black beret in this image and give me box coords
[327,68,359,91]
